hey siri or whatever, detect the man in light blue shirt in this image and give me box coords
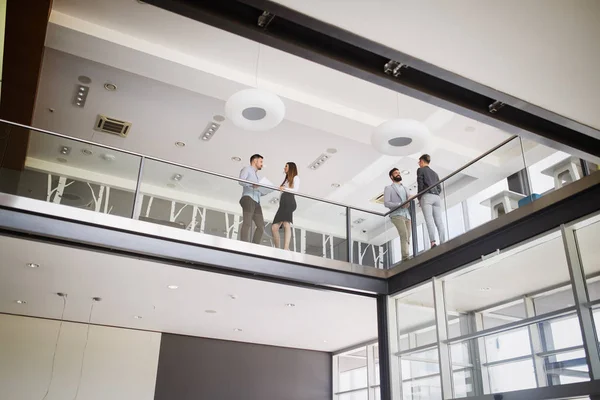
[239,154,265,243]
[384,168,412,261]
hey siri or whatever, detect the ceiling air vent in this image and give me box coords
[94,115,131,138]
[371,193,385,204]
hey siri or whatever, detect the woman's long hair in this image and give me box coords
[281,162,298,188]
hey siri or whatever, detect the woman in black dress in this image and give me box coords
[272,162,300,250]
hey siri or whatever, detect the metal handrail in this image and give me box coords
[0,118,380,215]
[1,118,518,219]
[383,135,519,216]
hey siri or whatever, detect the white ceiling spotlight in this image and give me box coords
[225,88,285,131]
[26,263,40,268]
[371,119,430,156]
[104,82,118,91]
[172,174,183,182]
[167,285,179,290]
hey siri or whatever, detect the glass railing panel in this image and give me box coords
[439,136,526,238]
[349,208,398,268]
[137,158,350,261]
[522,138,599,201]
[0,122,141,218]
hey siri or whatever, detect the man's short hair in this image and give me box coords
[389,168,399,179]
[419,154,431,164]
[250,154,263,163]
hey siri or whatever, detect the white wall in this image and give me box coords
[0,314,161,400]
[273,0,600,133]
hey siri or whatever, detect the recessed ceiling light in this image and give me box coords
[229,294,238,300]
[331,183,341,188]
[205,310,217,314]
[175,141,186,147]
[167,285,179,290]
[323,340,328,343]
[326,148,337,154]
[104,83,117,91]
[213,115,225,122]
[401,170,410,175]
[285,303,295,307]
[133,315,143,319]
[15,300,27,304]
[172,174,183,182]
[465,126,476,132]
[78,75,92,84]
[166,183,176,189]
[26,263,40,268]
[48,108,55,113]
[231,156,241,162]
[57,157,67,163]
[92,297,102,302]
[234,328,243,332]
[81,149,93,156]
[479,287,491,292]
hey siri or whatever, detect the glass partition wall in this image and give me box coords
[387,210,600,399]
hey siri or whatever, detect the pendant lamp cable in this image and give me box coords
[41,294,68,400]
[73,300,97,400]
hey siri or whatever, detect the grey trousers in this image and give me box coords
[421,193,446,244]
[240,196,265,244]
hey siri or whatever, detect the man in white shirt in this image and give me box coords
[239,154,265,243]
[384,168,412,261]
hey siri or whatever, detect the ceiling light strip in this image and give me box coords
[308,153,331,170]
[73,85,89,108]
[200,121,221,141]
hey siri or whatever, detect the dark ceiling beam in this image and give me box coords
[0,0,53,188]
[144,0,600,160]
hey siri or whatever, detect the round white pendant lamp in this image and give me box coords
[225,88,285,131]
[371,119,431,156]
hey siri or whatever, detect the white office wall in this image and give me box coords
[0,314,161,400]
[273,0,600,132]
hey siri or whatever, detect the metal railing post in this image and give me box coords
[131,156,145,219]
[346,207,353,263]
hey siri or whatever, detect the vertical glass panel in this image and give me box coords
[540,314,584,351]
[444,230,572,338]
[338,347,368,392]
[402,374,441,400]
[138,158,350,262]
[488,359,536,393]
[350,209,395,269]
[543,349,589,385]
[574,214,600,302]
[442,137,526,234]
[395,282,436,352]
[523,138,599,198]
[484,327,531,363]
[0,125,141,218]
[338,389,368,400]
